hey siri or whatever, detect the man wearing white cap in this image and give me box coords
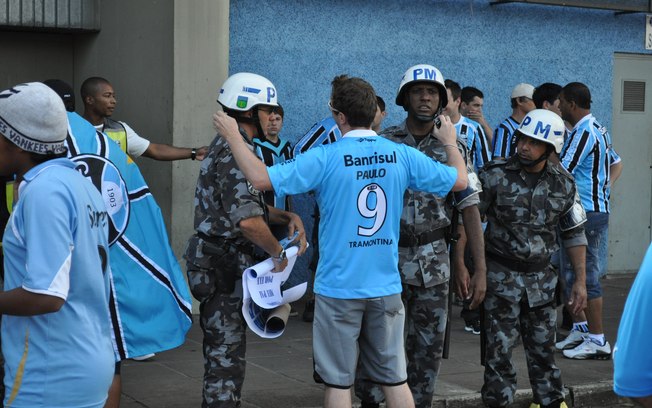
[0,82,114,407]
[492,83,536,160]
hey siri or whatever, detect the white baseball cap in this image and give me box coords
[0,82,68,155]
[511,83,535,99]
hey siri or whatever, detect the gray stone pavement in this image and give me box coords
[120,273,638,407]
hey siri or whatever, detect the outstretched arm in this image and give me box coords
[212,111,272,191]
[142,143,209,161]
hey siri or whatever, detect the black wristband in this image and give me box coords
[190,148,197,160]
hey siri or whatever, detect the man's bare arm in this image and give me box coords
[0,288,65,316]
[212,111,272,191]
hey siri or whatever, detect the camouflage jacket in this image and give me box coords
[479,157,586,261]
[184,130,267,269]
[380,120,480,288]
[479,157,587,306]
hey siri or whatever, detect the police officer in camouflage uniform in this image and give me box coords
[184,73,307,408]
[354,64,487,408]
[478,109,588,408]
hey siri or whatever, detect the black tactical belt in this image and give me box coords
[487,252,550,273]
[198,232,255,257]
[398,228,447,248]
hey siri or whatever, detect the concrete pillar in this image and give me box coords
[171,0,230,284]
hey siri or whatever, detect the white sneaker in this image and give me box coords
[131,353,156,361]
[555,329,586,350]
[562,338,611,360]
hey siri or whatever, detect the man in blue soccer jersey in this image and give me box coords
[613,243,652,407]
[0,82,114,407]
[555,82,623,360]
[254,103,293,234]
[493,83,536,160]
[213,74,468,408]
[460,86,493,146]
[445,79,492,173]
[292,117,343,322]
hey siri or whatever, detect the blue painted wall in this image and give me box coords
[230,0,650,139]
[229,0,651,280]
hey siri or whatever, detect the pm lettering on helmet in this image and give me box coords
[412,68,437,81]
[267,87,276,103]
[534,121,551,139]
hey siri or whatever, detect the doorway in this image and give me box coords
[609,52,652,273]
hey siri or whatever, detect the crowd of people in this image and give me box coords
[197,65,634,408]
[0,61,647,408]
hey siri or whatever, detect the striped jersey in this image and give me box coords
[560,114,621,213]
[455,115,492,172]
[293,117,342,156]
[253,136,293,210]
[492,116,520,158]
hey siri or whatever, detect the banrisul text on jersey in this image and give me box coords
[343,151,397,167]
[343,148,397,180]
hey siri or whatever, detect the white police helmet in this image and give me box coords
[518,109,566,153]
[395,64,447,110]
[217,72,278,111]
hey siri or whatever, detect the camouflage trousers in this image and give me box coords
[481,291,563,407]
[187,263,247,408]
[354,282,448,408]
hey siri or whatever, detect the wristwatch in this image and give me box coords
[190,148,197,160]
[272,248,287,261]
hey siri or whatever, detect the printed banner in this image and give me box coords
[66,112,192,359]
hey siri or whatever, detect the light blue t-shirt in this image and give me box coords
[2,158,115,408]
[268,129,457,299]
[613,242,652,398]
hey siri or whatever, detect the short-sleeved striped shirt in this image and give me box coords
[455,115,492,172]
[293,117,342,156]
[560,113,621,213]
[492,116,520,158]
[254,136,293,210]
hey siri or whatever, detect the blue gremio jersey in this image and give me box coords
[2,159,114,407]
[614,243,652,398]
[559,114,621,213]
[267,129,457,299]
[492,116,520,158]
[455,115,492,172]
[253,136,293,210]
[292,117,342,156]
